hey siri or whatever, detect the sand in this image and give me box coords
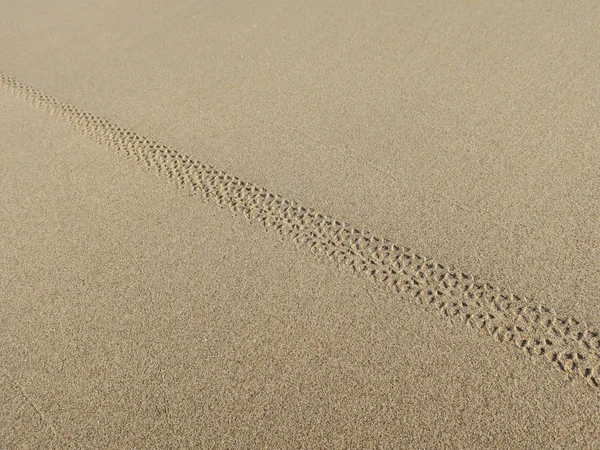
[1,1,599,448]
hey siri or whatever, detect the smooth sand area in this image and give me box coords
[2,1,599,448]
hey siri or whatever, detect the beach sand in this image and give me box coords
[2,1,599,448]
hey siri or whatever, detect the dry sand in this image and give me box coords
[1,1,600,448]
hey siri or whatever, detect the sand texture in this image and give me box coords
[2,1,600,448]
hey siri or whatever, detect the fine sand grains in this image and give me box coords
[2,72,599,395]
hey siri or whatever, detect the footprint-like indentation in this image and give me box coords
[2,73,599,394]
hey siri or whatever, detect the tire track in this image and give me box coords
[2,73,599,393]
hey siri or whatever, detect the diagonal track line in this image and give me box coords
[2,73,599,394]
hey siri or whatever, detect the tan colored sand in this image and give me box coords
[1,1,600,448]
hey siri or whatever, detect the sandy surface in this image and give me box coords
[1,1,600,448]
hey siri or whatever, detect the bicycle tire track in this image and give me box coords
[2,73,599,393]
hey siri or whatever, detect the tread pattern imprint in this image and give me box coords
[2,73,600,394]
